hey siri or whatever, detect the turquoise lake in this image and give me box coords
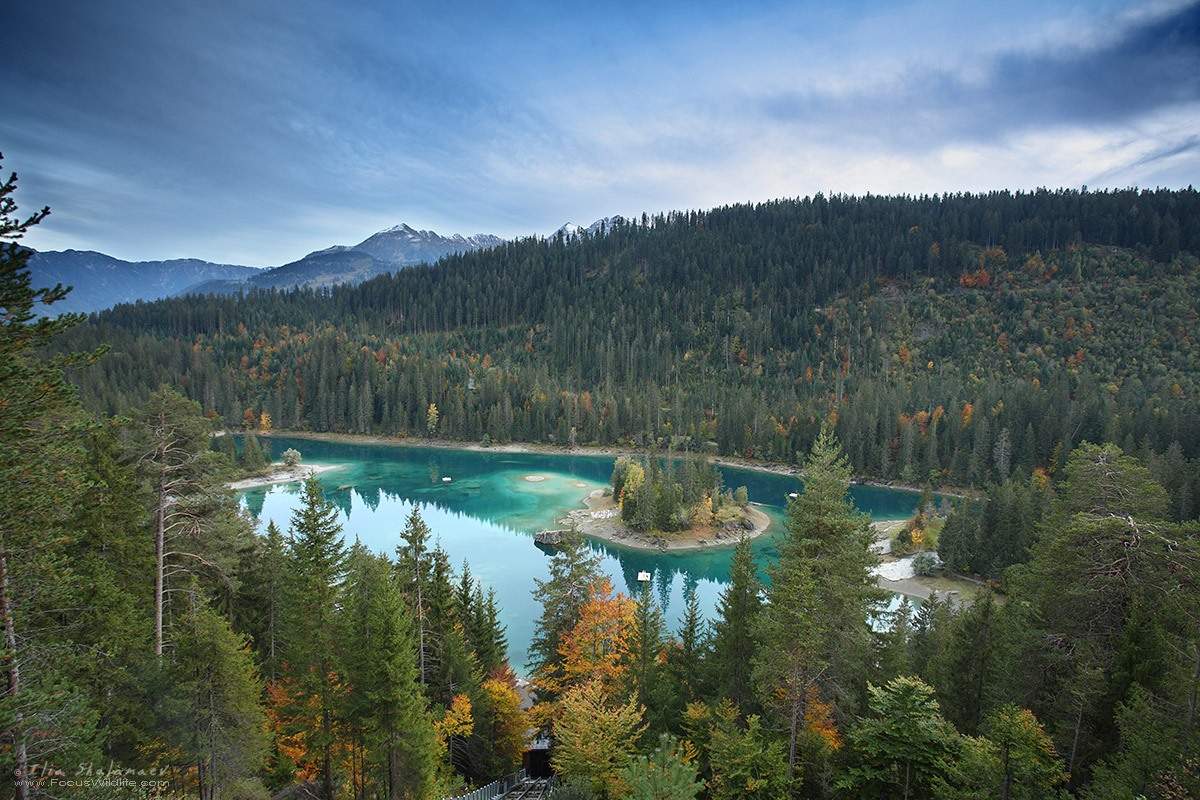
[236,437,920,675]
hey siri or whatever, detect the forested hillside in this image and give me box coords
[9,173,1200,799]
[55,189,1200,501]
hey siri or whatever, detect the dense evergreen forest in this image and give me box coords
[51,186,1200,577]
[5,162,1200,799]
[55,187,1200,502]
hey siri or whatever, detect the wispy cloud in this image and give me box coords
[4,0,1197,264]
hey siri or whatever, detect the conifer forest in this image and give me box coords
[4,160,1200,799]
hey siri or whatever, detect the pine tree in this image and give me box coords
[838,676,962,799]
[130,386,231,657]
[936,592,1015,736]
[630,581,665,700]
[0,160,103,796]
[709,538,762,713]
[455,562,509,676]
[217,429,239,468]
[341,544,436,800]
[280,476,347,799]
[66,424,155,767]
[1016,443,1199,785]
[669,587,708,710]
[241,431,266,472]
[620,733,704,800]
[162,598,270,800]
[396,506,438,688]
[629,581,673,735]
[755,426,884,794]
[235,520,288,682]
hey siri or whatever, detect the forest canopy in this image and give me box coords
[50,188,1200,497]
[7,173,1200,798]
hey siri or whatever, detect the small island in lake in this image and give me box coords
[559,455,771,550]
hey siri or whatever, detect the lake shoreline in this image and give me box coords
[559,488,774,551]
[255,430,962,498]
[226,462,347,490]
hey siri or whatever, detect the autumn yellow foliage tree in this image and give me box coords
[552,577,635,697]
[436,693,474,758]
[481,677,527,773]
[552,680,647,798]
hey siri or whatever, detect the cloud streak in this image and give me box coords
[4,0,1197,265]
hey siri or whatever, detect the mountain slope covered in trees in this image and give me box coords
[7,164,1200,798]
[54,189,1200,497]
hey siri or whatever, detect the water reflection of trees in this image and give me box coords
[235,441,915,633]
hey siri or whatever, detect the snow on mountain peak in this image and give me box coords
[347,223,503,266]
[554,216,625,241]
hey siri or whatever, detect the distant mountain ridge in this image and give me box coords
[25,250,261,315]
[28,222,511,313]
[179,223,508,297]
[352,223,504,265]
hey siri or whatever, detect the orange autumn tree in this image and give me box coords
[804,686,841,752]
[265,671,349,786]
[554,577,636,697]
[532,577,637,734]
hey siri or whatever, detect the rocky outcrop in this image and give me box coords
[534,529,569,546]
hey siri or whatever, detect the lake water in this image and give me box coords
[236,436,919,675]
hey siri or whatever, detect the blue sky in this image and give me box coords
[4,0,1198,266]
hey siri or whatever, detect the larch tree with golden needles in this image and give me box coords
[552,680,647,798]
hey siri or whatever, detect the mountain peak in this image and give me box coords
[353,224,503,265]
[554,215,626,240]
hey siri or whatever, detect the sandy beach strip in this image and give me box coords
[227,462,346,491]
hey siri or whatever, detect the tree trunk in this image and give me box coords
[323,708,335,800]
[785,665,809,797]
[269,583,277,681]
[1068,695,1086,784]
[388,728,400,800]
[416,562,425,685]
[1,540,30,800]
[207,656,217,800]
[1002,744,1011,800]
[155,483,165,657]
[1185,643,1199,736]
